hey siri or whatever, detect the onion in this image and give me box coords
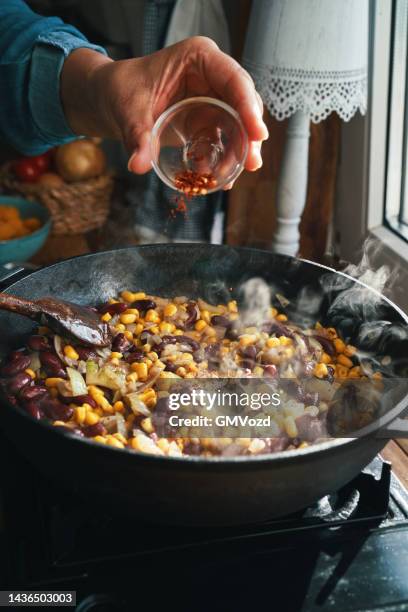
[115,413,127,437]
[54,335,65,362]
[67,367,88,396]
[125,393,151,416]
[197,298,224,314]
[55,140,106,183]
[29,351,41,372]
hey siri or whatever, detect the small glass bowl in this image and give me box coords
[150,97,248,194]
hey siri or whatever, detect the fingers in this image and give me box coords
[126,129,152,174]
[245,141,263,171]
[199,43,268,143]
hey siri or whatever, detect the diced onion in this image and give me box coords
[67,366,88,396]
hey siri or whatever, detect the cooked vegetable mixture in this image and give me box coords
[0,291,383,456]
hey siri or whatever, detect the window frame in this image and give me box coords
[335,0,408,312]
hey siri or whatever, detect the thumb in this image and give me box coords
[125,127,152,174]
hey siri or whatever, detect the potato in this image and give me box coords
[37,172,65,188]
[55,140,106,182]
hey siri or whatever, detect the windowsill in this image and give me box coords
[369,225,408,312]
[370,224,408,262]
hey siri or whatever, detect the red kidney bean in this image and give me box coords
[59,393,97,408]
[10,349,27,361]
[42,398,73,422]
[268,322,295,339]
[185,302,199,327]
[1,354,32,377]
[164,362,178,373]
[211,315,230,327]
[4,393,17,406]
[131,299,156,313]
[264,364,278,378]
[24,400,45,420]
[75,346,97,361]
[225,326,239,341]
[40,351,67,378]
[177,336,200,352]
[8,372,32,394]
[98,302,128,315]
[240,345,257,360]
[112,333,132,354]
[27,335,50,352]
[327,365,335,383]
[313,334,335,356]
[83,422,107,438]
[19,385,48,402]
[125,349,144,364]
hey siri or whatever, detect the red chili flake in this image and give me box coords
[169,170,218,218]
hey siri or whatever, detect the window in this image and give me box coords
[384,0,408,242]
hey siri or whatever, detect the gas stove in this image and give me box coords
[1,433,408,612]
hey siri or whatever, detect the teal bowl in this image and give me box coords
[0,196,51,265]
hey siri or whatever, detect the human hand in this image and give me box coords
[61,37,268,182]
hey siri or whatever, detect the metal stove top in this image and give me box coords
[1,433,408,612]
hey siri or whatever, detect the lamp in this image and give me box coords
[243,0,368,255]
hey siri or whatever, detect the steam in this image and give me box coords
[239,277,271,326]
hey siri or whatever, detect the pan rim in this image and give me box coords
[2,243,407,466]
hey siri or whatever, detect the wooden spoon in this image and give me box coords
[0,293,111,347]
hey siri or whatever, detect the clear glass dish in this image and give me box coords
[150,97,248,194]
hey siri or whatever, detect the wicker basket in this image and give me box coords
[0,165,114,235]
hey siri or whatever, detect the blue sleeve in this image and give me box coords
[0,0,108,155]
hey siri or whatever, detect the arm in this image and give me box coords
[0,0,107,155]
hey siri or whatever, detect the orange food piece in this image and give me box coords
[24,217,42,231]
[0,205,42,240]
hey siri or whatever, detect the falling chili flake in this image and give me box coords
[169,170,218,218]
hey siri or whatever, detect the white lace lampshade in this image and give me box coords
[243,0,369,255]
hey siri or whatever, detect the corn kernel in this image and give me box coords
[164,303,178,317]
[336,364,349,379]
[253,366,264,377]
[141,417,154,434]
[266,337,281,348]
[228,300,238,313]
[53,420,66,427]
[314,363,328,378]
[124,330,133,341]
[114,323,126,333]
[270,307,278,317]
[145,309,160,324]
[344,344,357,357]
[85,411,100,426]
[93,435,107,444]
[279,336,292,346]
[321,352,331,364]
[63,345,79,360]
[88,385,103,397]
[315,322,323,330]
[110,352,122,360]
[149,325,160,335]
[126,372,138,383]
[176,367,187,377]
[373,371,383,380]
[337,354,353,368]
[326,327,338,339]
[113,433,127,445]
[125,308,139,316]
[74,405,87,424]
[157,438,170,453]
[25,368,36,379]
[195,319,207,332]
[298,442,309,449]
[108,298,118,304]
[284,415,298,438]
[45,377,64,387]
[113,400,125,412]
[134,323,144,335]
[131,362,148,380]
[133,292,146,300]
[106,435,124,449]
[276,313,288,322]
[334,338,346,353]
[159,321,173,334]
[120,313,137,325]
[147,351,158,362]
[121,290,136,302]
[173,329,183,336]
[239,334,257,347]
[200,309,211,323]
[101,312,112,322]
[348,366,361,378]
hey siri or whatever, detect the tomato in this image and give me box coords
[31,153,51,173]
[12,158,42,183]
